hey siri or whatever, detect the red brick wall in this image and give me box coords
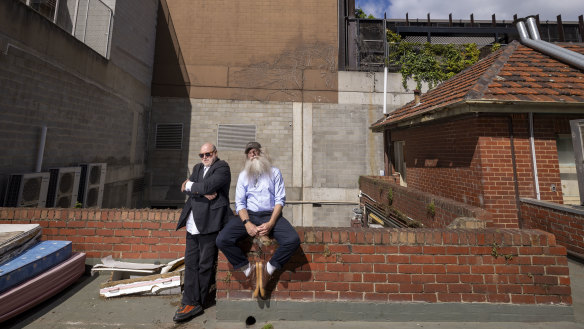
[388,114,574,228]
[1,207,572,305]
[0,208,184,260]
[521,200,584,257]
[217,227,571,304]
[359,176,492,228]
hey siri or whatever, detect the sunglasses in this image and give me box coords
[198,152,215,158]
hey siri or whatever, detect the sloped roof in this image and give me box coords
[372,40,584,130]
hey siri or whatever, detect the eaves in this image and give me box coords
[372,100,584,132]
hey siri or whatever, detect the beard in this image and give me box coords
[243,154,272,185]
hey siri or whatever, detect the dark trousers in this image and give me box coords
[216,210,300,270]
[182,231,218,307]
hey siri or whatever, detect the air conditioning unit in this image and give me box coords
[46,167,81,208]
[77,163,107,208]
[3,172,50,208]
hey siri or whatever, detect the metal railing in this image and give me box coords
[22,0,113,58]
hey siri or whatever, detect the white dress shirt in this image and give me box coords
[184,166,210,235]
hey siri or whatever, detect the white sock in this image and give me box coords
[266,261,276,275]
[243,263,253,277]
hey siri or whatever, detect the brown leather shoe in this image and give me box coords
[243,262,259,298]
[258,261,271,298]
[173,304,203,322]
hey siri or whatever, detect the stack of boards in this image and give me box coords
[0,224,86,323]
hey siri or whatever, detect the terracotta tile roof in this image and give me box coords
[372,40,584,129]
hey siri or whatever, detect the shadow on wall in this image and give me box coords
[147,0,193,208]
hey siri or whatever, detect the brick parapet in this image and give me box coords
[1,207,572,305]
[0,207,184,260]
[521,199,584,258]
[359,176,492,228]
[217,227,571,305]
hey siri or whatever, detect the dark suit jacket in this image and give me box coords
[176,158,231,234]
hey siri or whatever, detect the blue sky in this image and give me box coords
[355,0,584,21]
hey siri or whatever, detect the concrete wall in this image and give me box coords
[148,98,387,227]
[0,0,158,208]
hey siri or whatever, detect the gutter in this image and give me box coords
[372,100,584,132]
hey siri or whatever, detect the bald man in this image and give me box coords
[174,143,231,322]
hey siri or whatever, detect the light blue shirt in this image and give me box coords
[235,167,286,213]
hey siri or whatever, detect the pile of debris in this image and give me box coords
[0,224,86,322]
[92,255,185,298]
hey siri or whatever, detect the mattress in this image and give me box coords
[0,252,86,323]
[0,224,42,265]
[0,240,72,294]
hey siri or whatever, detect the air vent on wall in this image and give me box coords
[46,167,81,208]
[3,172,50,208]
[77,163,107,208]
[217,124,256,150]
[155,123,183,149]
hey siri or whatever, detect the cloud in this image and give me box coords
[355,0,584,21]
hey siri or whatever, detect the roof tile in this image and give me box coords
[373,41,584,129]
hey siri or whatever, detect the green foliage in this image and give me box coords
[387,29,480,90]
[75,201,82,208]
[355,8,375,19]
[387,188,393,205]
[261,324,274,329]
[491,43,501,52]
[426,200,436,217]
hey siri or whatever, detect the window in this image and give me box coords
[393,140,407,186]
[21,0,113,58]
[569,120,584,205]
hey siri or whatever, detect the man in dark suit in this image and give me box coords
[173,142,231,322]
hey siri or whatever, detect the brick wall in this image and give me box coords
[388,114,575,228]
[154,0,339,102]
[359,176,492,228]
[1,207,572,305]
[0,208,184,260]
[521,199,584,258]
[217,227,571,305]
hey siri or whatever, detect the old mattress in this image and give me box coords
[0,252,86,323]
[0,240,72,293]
[0,224,42,265]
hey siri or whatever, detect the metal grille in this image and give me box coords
[217,124,256,150]
[155,124,183,150]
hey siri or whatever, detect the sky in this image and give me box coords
[355,0,584,22]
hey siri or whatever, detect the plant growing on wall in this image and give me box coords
[386,29,481,90]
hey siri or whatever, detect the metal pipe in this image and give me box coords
[36,126,47,173]
[383,66,387,114]
[517,19,584,71]
[529,113,541,200]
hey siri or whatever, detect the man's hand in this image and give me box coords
[244,222,259,237]
[181,179,189,192]
[257,221,275,236]
[204,192,217,200]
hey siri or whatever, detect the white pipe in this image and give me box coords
[36,126,47,173]
[383,66,387,114]
[529,113,541,200]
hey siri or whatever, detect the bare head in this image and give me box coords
[199,143,217,167]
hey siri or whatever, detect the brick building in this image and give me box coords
[364,37,584,254]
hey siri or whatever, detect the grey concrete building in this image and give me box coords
[0,0,158,208]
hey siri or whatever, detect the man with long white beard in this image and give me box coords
[216,141,300,298]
